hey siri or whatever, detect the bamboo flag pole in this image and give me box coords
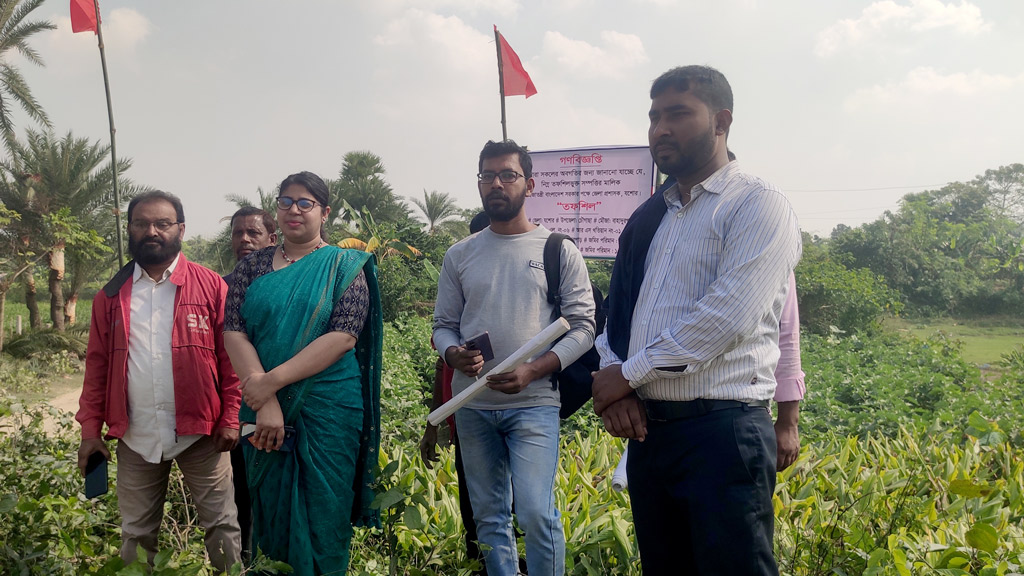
[494,26,508,141]
[428,318,570,426]
[91,0,124,267]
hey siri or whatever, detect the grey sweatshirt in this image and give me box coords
[433,225,596,409]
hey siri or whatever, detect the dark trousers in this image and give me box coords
[454,436,485,571]
[230,445,252,561]
[628,404,779,576]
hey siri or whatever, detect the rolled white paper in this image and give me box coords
[427,317,571,426]
[611,445,629,492]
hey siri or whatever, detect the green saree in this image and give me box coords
[239,246,381,575]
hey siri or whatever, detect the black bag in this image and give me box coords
[543,233,606,419]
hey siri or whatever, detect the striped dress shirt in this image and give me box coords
[595,161,801,402]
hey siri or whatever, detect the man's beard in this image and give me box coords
[129,234,182,266]
[652,125,717,178]
[482,193,526,222]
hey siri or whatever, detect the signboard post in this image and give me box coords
[527,146,656,258]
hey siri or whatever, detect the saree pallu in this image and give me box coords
[239,247,381,575]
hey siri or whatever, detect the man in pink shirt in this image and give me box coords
[774,272,804,472]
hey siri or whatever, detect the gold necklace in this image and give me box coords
[280,240,325,265]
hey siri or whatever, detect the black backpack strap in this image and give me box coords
[544,233,570,318]
[544,233,571,389]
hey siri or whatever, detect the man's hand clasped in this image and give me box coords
[592,364,647,442]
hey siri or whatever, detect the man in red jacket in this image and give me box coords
[76,191,242,571]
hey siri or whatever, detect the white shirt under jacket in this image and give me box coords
[121,254,202,463]
[595,161,802,402]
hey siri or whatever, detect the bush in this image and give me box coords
[796,256,903,335]
[5,322,1024,574]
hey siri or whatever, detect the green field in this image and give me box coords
[887,316,1024,366]
[1,298,93,336]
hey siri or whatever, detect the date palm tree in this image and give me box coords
[333,151,411,226]
[1,130,140,328]
[0,0,55,151]
[412,189,460,234]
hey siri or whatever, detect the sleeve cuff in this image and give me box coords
[80,420,103,439]
[621,353,655,388]
[773,377,806,402]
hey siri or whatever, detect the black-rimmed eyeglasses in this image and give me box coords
[276,196,319,213]
[129,220,182,233]
[477,170,524,184]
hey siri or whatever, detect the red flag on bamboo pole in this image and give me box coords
[494,25,537,98]
[70,0,99,34]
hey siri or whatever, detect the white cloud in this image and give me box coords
[374,9,492,72]
[37,8,151,72]
[542,30,647,80]
[815,0,990,58]
[104,8,152,54]
[844,66,1024,111]
[370,0,520,19]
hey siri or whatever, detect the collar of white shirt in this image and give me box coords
[663,161,742,208]
[133,252,181,284]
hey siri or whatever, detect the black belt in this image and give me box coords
[644,399,770,422]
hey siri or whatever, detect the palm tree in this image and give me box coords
[338,204,421,262]
[1,129,141,327]
[333,151,411,227]
[0,0,55,151]
[412,189,460,234]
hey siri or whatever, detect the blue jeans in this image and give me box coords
[455,405,565,576]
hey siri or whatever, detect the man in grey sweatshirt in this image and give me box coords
[433,139,595,576]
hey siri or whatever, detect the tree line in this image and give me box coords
[1,0,1022,352]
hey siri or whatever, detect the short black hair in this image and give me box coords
[469,211,489,234]
[230,206,276,234]
[478,139,532,179]
[650,65,734,116]
[127,190,185,223]
[279,171,330,207]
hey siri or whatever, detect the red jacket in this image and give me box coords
[76,254,241,440]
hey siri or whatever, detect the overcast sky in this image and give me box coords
[13,0,1024,239]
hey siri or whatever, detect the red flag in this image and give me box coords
[495,26,537,98]
[70,0,99,34]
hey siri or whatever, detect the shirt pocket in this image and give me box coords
[173,304,217,351]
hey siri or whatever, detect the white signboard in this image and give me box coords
[527,146,656,258]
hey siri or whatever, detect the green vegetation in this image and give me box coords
[0,9,1021,569]
[3,316,1024,575]
[888,317,1024,366]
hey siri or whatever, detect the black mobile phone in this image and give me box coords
[241,423,297,452]
[464,331,495,362]
[84,452,108,499]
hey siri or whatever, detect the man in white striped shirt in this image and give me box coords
[593,65,801,575]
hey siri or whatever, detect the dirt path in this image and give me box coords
[1,374,84,436]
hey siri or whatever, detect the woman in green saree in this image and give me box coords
[224,171,381,575]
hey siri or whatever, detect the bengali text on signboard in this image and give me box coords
[526,146,656,258]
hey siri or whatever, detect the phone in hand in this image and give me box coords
[240,423,297,452]
[84,451,108,499]
[464,331,495,362]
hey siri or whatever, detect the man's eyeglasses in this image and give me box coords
[477,170,525,184]
[129,220,181,233]
[276,196,319,213]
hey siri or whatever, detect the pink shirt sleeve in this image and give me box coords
[774,272,805,402]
